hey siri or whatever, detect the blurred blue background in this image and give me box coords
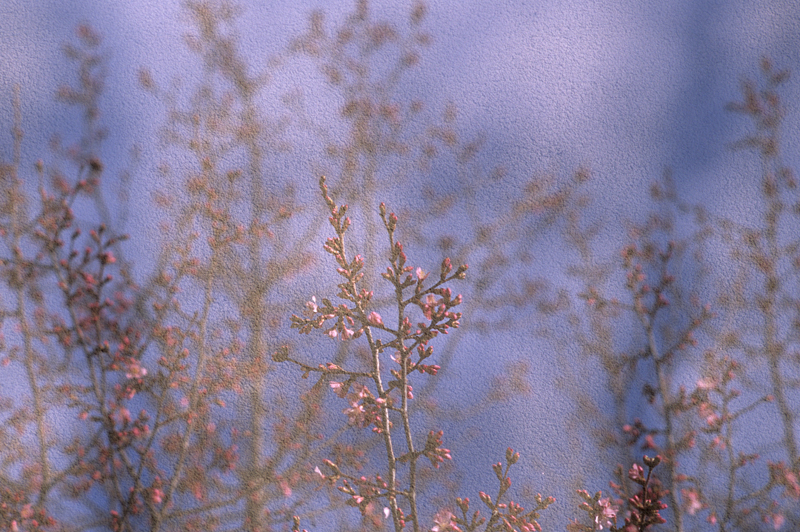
[2,0,800,530]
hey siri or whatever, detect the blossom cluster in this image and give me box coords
[277,176,472,531]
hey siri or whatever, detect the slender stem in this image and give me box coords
[762,190,798,466]
[11,88,51,504]
[722,394,735,529]
[397,294,419,532]
[641,310,683,532]
[153,257,215,532]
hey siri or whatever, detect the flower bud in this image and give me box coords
[440,257,452,280]
[628,463,646,484]
[493,462,503,481]
[479,491,492,507]
[367,312,384,327]
[506,447,519,465]
[272,345,289,362]
[643,454,662,468]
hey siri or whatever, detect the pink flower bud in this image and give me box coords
[367,312,384,327]
[479,491,492,507]
[628,463,645,482]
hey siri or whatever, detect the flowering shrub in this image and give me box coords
[567,58,800,531]
[0,1,797,531]
[275,177,560,531]
[274,178,668,532]
[277,176,467,530]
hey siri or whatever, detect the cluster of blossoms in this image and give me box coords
[278,178,570,532]
[340,382,385,429]
[278,176,468,531]
[768,462,800,500]
[444,448,555,532]
[279,178,673,532]
[568,456,666,532]
[624,458,668,529]
[571,490,619,531]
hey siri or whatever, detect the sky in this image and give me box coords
[2,0,800,530]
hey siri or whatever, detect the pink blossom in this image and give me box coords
[430,509,460,532]
[305,296,319,316]
[344,400,368,426]
[117,407,132,424]
[594,498,617,530]
[367,311,384,327]
[628,463,644,482]
[280,478,292,497]
[681,489,703,515]
[330,381,349,398]
[125,361,147,379]
[768,512,785,530]
[696,377,716,390]
[785,470,800,497]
